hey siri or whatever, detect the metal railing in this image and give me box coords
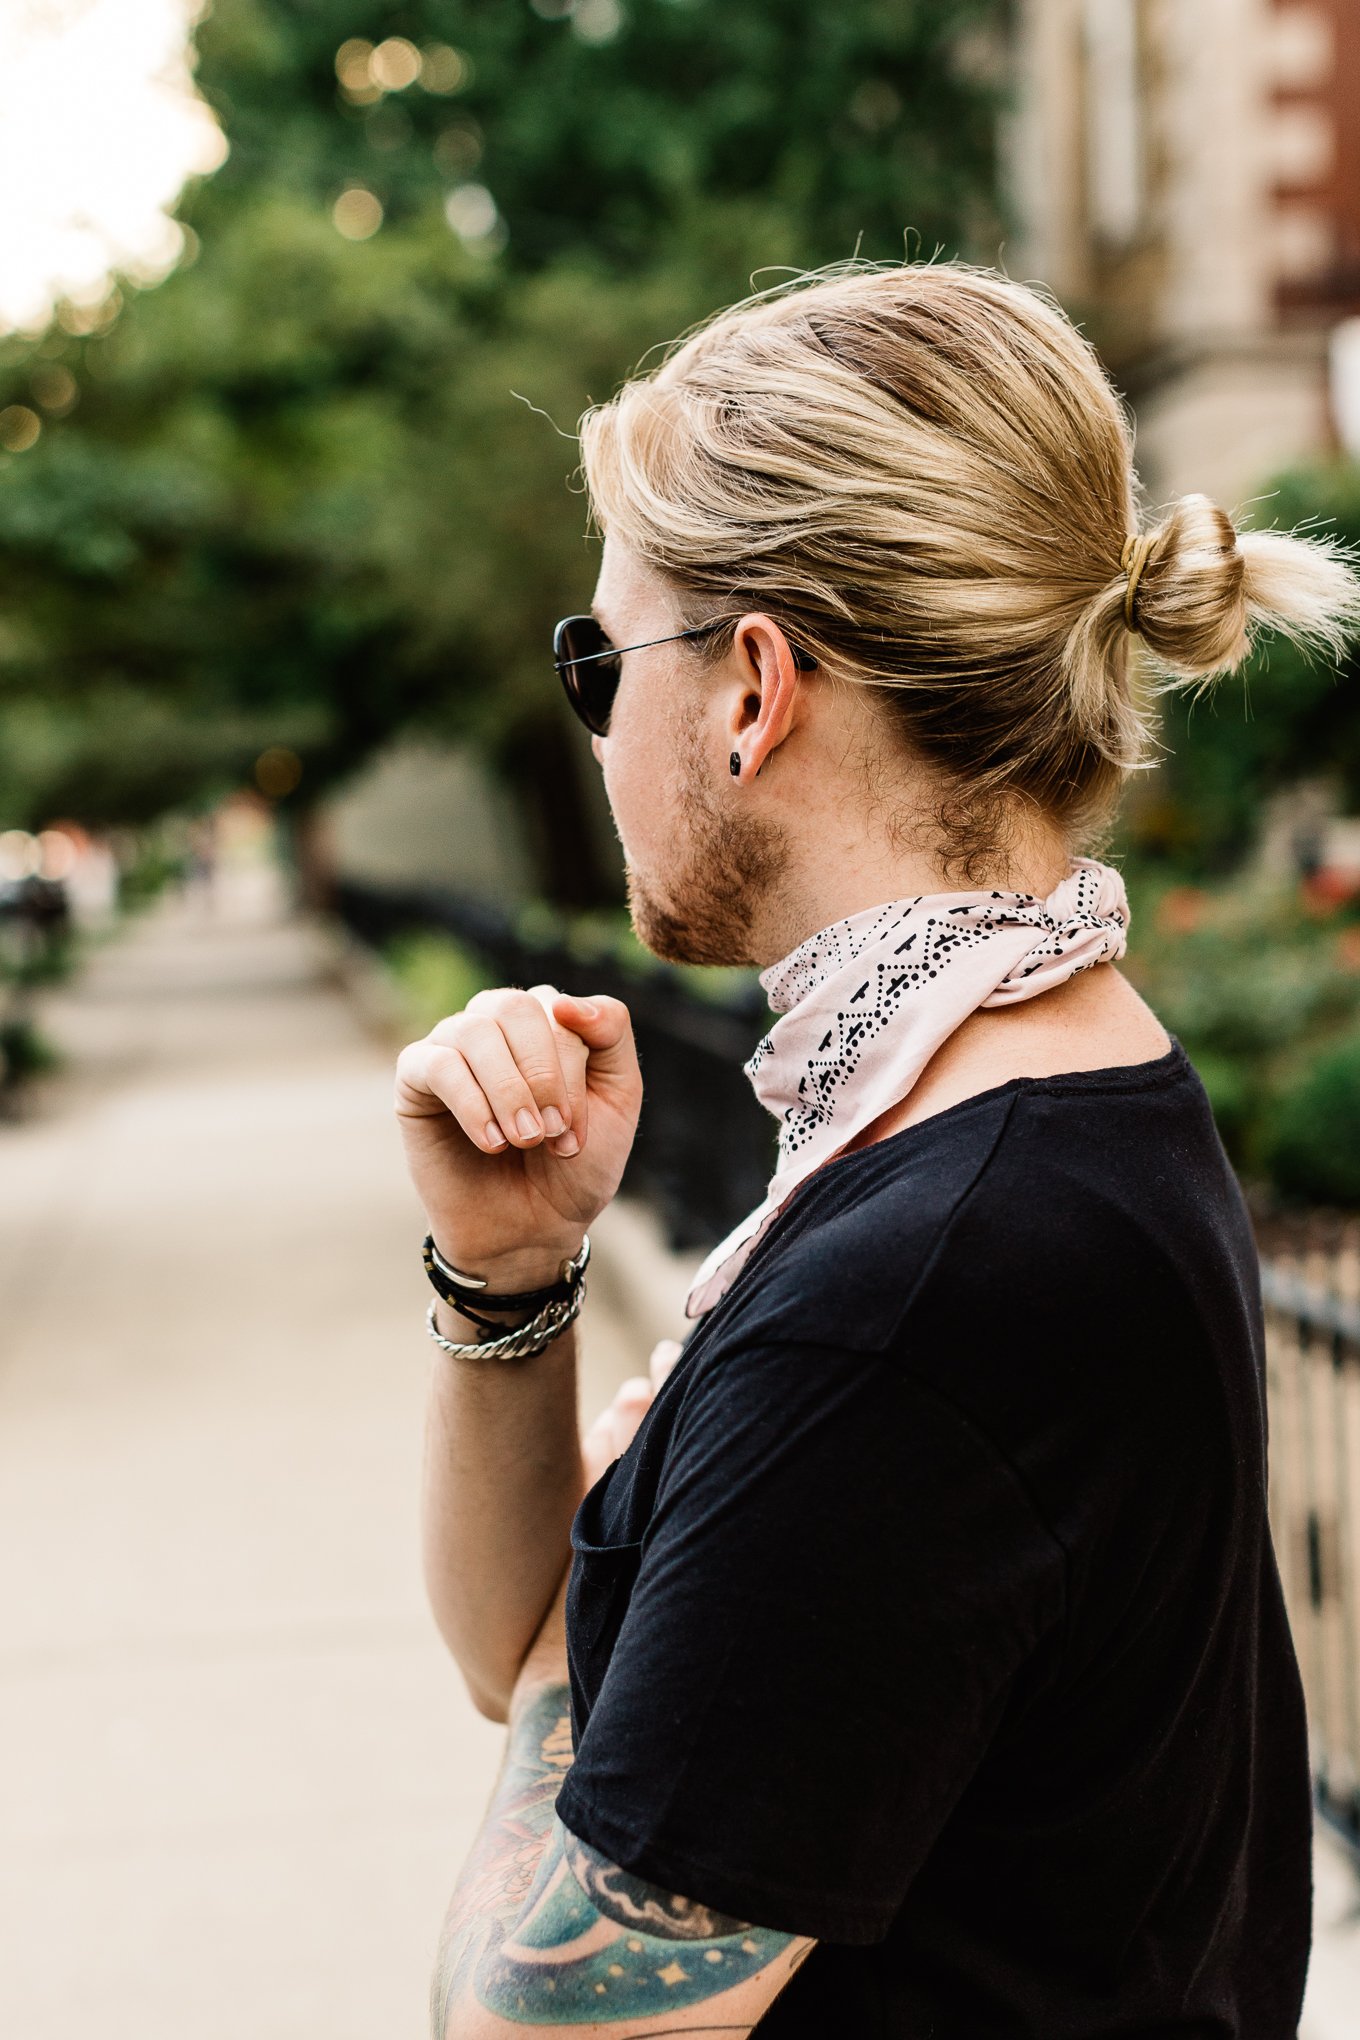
[1258,1221,1360,1854]
[332,879,779,1252]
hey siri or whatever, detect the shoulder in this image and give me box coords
[698,1037,1226,1361]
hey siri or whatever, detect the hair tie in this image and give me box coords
[1120,531,1157,633]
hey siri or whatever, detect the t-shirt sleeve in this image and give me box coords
[554,1337,1066,1946]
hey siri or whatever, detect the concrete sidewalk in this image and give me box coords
[0,879,1355,2038]
[0,879,652,2040]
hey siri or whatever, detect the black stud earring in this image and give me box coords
[729,752,740,777]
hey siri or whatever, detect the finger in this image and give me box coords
[548,993,641,1101]
[394,1040,508,1152]
[606,1376,654,1457]
[648,1339,684,1394]
[490,986,582,1143]
[581,1404,616,1460]
[459,988,584,1153]
[526,984,591,1151]
[428,1013,554,1148]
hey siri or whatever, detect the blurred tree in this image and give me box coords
[0,0,1008,903]
[196,0,1005,273]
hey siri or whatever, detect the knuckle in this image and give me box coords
[454,1015,501,1054]
[469,985,531,1017]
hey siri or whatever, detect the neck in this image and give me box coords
[753,835,1079,974]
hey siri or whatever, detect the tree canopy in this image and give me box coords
[0,0,1002,897]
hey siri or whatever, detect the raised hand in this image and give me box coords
[395,984,644,1284]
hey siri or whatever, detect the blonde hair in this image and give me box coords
[576,258,1360,879]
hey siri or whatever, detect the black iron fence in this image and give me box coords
[334,879,1360,1851]
[1256,1217,1360,1855]
[333,880,779,1252]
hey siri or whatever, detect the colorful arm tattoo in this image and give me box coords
[431,1680,812,2036]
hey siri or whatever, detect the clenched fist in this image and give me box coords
[394,983,644,1286]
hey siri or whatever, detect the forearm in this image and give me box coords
[421,1268,587,1720]
[431,1586,810,2040]
[431,1623,573,2038]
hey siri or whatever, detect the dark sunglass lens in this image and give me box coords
[554,615,620,736]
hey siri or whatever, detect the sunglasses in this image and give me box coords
[553,613,817,737]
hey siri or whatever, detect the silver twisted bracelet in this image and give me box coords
[424,1261,588,1362]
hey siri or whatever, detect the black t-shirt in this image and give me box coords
[557,1038,1313,2038]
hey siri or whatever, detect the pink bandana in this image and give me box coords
[684,856,1130,1319]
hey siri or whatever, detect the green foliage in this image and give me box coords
[1129,461,1360,874]
[384,928,493,1032]
[117,836,191,909]
[1263,1028,1360,1207]
[193,0,1007,274]
[0,0,1008,872]
[0,1017,60,1085]
[1119,862,1360,1193]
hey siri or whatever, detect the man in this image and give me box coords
[397,257,1324,2037]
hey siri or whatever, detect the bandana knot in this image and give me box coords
[684,856,1130,1319]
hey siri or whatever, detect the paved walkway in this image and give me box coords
[0,878,644,2040]
[0,878,1355,2038]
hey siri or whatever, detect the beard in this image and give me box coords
[623,726,789,968]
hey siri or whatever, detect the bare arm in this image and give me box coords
[431,1587,815,2040]
[421,1293,586,1721]
[396,984,644,1717]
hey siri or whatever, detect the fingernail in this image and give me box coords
[515,1109,541,1140]
[542,1106,566,1137]
[485,1122,506,1148]
[553,1130,580,1156]
[575,1000,599,1019]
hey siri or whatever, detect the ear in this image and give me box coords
[726,612,814,782]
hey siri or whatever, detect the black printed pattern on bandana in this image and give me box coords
[747,867,1126,1162]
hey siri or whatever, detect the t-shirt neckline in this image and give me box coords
[802,1032,1191,1189]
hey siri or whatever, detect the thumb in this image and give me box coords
[649,1339,684,1394]
[550,993,641,1089]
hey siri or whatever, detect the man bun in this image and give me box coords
[1125,492,1360,685]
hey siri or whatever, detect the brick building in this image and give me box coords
[1005,0,1360,508]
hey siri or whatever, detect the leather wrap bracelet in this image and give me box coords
[421,1232,591,1361]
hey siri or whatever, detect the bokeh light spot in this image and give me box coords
[573,0,625,44]
[434,121,483,175]
[444,182,504,251]
[335,38,375,93]
[332,187,383,241]
[421,44,470,94]
[37,829,79,881]
[0,829,41,880]
[254,748,303,800]
[369,36,422,91]
[0,405,42,453]
[30,364,78,415]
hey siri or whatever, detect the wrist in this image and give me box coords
[429,1237,586,1297]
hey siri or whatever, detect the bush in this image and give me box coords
[0,1017,61,1086]
[384,931,493,1037]
[1263,1029,1360,1206]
